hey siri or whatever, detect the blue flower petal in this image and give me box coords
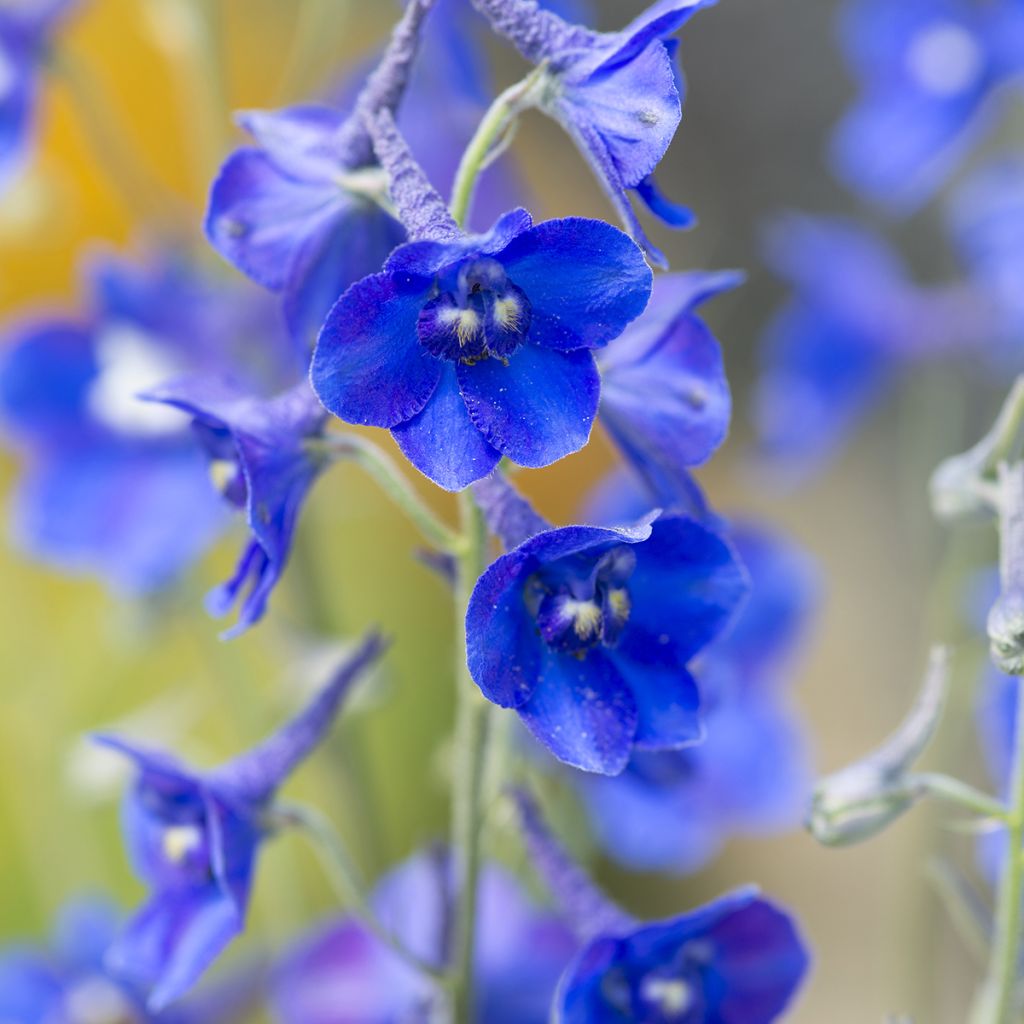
[609,653,702,750]
[518,647,638,774]
[458,345,600,468]
[500,217,653,351]
[235,105,349,181]
[391,363,501,491]
[633,173,694,227]
[311,271,441,428]
[596,0,713,72]
[206,148,348,291]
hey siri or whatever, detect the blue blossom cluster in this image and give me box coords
[0,0,820,1020]
[755,0,1024,475]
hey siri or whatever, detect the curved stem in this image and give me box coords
[908,773,1007,820]
[448,489,492,1022]
[449,65,547,228]
[273,801,448,984]
[972,676,1024,1023]
[310,433,461,552]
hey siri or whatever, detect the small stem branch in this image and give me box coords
[990,464,1024,676]
[908,773,1007,820]
[449,66,546,227]
[448,489,492,1022]
[972,678,1024,1023]
[310,433,461,552]
[273,801,447,984]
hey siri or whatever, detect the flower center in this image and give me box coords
[532,546,635,655]
[906,20,984,96]
[417,258,532,365]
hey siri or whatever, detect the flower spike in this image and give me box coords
[367,108,460,242]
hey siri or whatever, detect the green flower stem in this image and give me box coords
[448,489,492,1023]
[274,800,448,984]
[972,675,1024,1024]
[449,65,547,228]
[310,433,461,552]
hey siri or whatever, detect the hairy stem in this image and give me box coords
[449,66,547,228]
[448,489,491,1022]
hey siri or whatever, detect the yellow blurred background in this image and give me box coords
[0,1,1011,1021]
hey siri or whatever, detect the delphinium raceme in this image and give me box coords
[0,2,822,1022]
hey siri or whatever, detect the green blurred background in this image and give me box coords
[0,0,1012,1020]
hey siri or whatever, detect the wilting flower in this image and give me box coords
[598,269,739,495]
[0,250,290,594]
[754,212,983,474]
[142,378,328,637]
[0,898,256,1023]
[830,0,1024,210]
[471,0,713,265]
[272,848,577,1023]
[555,889,810,1023]
[0,0,76,189]
[466,476,747,773]
[94,634,385,1011]
[206,0,435,352]
[311,112,651,491]
[575,524,815,872]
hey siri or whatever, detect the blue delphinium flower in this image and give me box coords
[754,213,981,475]
[512,788,810,1023]
[206,0,435,353]
[466,474,747,773]
[272,848,577,1023]
[141,378,328,637]
[598,269,740,497]
[311,111,652,492]
[0,898,256,1023]
[93,633,385,1011]
[948,155,1024,358]
[555,888,810,1023]
[574,522,815,872]
[470,0,713,266]
[0,250,290,594]
[0,0,76,189]
[975,662,1017,882]
[830,0,1024,211]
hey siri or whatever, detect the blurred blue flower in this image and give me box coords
[0,250,291,595]
[948,154,1024,358]
[142,378,327,637]
[830,0,1024,211]
[311,111,651,491]
[206,0,442,354]
[93,633,385,1011]
[554,887,810,1023]
[0,898,256,1023]
[975,662,1017,882]
[599,269,739,495]
[575,524,816,872]
[0,0,76,189]
[471,0,713,266]
[466,478,748,774]
[272,848,577,1023]
[754,213,982,475]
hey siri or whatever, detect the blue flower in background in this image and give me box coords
[0,250,292,595]
[948,154,1024,356]
[555,887,810,1023]
[206,0,435,353]
[471,0,713,265]
[599,270,739,499]
[0,0,76,189]
[574,523,815,872]
[94,634,385,1011]
[831,0,1024,211]
[975,662,1017,883]
[311,111,652,492]
[466,477,747,774]
[0,898,256,1023]
[272,849,577,1023]
[142,378,328,637]
[754,213,981,475]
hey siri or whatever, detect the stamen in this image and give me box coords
[162,824,203,865]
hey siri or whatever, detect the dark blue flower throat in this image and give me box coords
[529,545,635,655]
[192,420,247,508]
[602,944,712,1023]
[417,257,532,364]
